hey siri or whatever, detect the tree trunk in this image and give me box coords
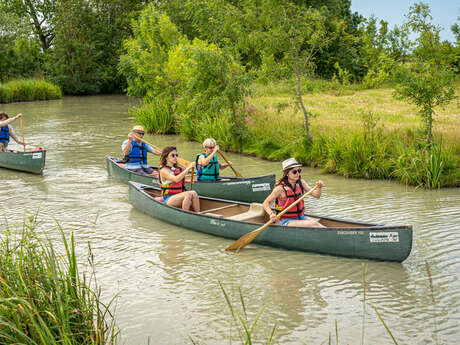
[292,51,312,142]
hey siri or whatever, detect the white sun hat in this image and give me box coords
[282,158,302,171]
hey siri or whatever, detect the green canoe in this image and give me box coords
[106,156,275,203]
[0,150,46,174]
[128,182,413,262]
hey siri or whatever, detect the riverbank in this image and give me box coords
[137,79,459,188]
[0,79,62,103]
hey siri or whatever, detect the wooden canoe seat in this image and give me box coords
[203,212,224,218]
[226,203,265,221]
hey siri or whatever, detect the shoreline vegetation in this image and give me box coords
[134,78,460,189]
[0,79,62,103]
[0,217,119,345]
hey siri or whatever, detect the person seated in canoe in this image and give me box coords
[0,112,25,152]
[262,158,325,228]
[195,138,232,181]
[159,146,200,212]
[121,125,161,176]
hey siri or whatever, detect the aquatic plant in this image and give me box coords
[0,79,62,103]
[0,216,119,345]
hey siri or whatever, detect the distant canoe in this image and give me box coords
[106,156,275,203]
[0,150,46,174]
[129,182,413,262]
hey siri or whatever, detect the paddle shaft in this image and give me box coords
[132,134,191,168]
[218,151,242,178]
[19,117,25,152]
[225,184,319,251]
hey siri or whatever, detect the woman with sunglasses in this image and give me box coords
[159,146,200,211]
[195,138,232,181]
[262,158,325,227]
[121,125,162,175]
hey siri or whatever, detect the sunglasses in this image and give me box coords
[290,169,302,175]
[205,146,215,149]
[170,153,179,157]
[134,131,144,136]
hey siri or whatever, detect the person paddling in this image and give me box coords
[262,158,325,227]
[0,112,25,152]
[195,138,232,181]
[121,125,161,175]
[159,146,200,211]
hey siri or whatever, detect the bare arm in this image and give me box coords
[301,179,324,199]
[198,145,219,166]
[9,127,24,145]
[0,113,22,127]
[262,185,284,223]
[160,163,196,183]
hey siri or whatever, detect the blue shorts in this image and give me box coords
[162,194,173,204]
[280,215,306,226]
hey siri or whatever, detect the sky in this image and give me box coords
[350,0,459,42]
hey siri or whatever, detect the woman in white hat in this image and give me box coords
[121,125,162,175]
[262,158,325,227]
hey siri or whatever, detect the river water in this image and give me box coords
[1,95,459,345]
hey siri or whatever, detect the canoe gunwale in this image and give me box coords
[106,156,275,182]
[131,182,411,231]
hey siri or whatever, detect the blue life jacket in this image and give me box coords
[195,153,220,181]
[0,125,10,144]
[126,140,148,165]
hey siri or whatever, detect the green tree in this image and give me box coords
[0,0,56,51]
[393,2,457,146]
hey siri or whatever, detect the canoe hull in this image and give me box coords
[107,156,275,203]
[128,182,412,262]
[0,150,46,174]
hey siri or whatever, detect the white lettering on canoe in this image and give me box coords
[252,183,271,192]
[223,181,251,186]
[32,153,42,159]
[210,219,226,227]
[369,232,399,243]
[337,231,364,235]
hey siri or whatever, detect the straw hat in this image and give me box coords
[131,125,145,133]
[282,158,302,171]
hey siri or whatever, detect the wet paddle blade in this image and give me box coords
[225,221,272,251]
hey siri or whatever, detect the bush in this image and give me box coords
[0,79,62,103]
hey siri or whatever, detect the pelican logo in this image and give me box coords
[369,232,399,243]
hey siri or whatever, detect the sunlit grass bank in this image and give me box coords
[0,79,62,103]
[0,217,118,345]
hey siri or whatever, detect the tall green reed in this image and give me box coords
[0,79,62,103]
[133,97,175,134]
[0,216,119,345]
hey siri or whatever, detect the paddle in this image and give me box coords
[190,168,195,190]
[19,117,25,152]
[218,151,243,178]
[225,183,319,251]
[132,133,191,168]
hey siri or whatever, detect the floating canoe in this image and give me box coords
[0,150,46,174]
[128,182,413,262]
[106,156,275,203]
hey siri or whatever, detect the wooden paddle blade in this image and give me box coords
[218,151,243,178]
[225,221,272,251]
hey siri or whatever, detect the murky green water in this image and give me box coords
[1,95,459,344]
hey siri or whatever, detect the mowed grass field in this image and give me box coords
[248,81,460,151]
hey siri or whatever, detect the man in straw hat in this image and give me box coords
[262,158,325,227]
[122,125,161,175]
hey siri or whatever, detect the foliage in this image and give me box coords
[0,217,119,345]
[133,97,175,134]
[392,2,457,146]
[0,79,62,103]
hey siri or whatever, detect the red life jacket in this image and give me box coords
[160,166,185,197]
[275,182,305,219]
